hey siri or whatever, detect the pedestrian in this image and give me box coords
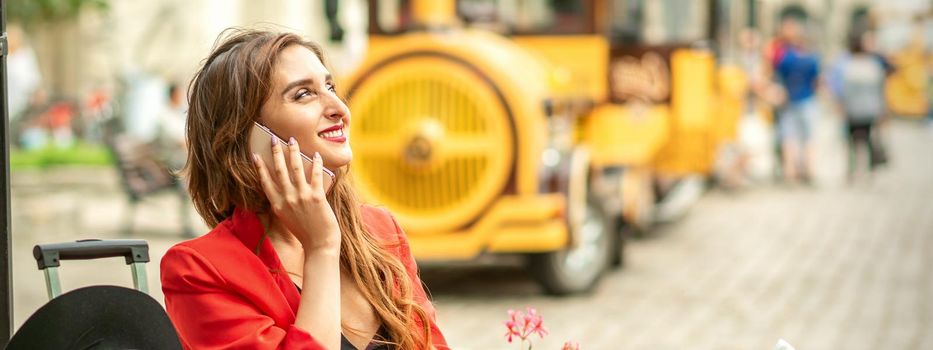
[6,24,43,122]
[837,31,887,181]
[736,28,783,183]
[154,82,188,171]
[6,24,48,149]
[773,15,821,184]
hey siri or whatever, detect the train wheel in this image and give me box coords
[528,198,612,295]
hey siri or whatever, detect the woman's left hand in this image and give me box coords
[252,136,341,253]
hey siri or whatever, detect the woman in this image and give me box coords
[160,28,449,350]
[836,31,886,181]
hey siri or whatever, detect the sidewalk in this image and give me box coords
[7,117,933,349]
[10,167,204,327]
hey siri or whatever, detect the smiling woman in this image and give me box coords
[159,28,449,350]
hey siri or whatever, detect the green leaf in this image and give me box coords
[8,0,111,27]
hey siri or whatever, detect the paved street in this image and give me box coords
[8,117,933,349]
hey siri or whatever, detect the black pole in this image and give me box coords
[707,0,721,55]
[325,0,344,42]
[708,0,719,41]
[0,0,12,343]
[748,0,758,28]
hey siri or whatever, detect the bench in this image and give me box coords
[105,134,194,237]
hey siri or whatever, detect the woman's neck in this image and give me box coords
[258,213,308,279]
[258,213,303,248]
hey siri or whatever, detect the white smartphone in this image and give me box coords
[249,122,335,192]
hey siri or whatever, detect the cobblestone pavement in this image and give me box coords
[8,118,933,350]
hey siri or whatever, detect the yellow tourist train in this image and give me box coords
[336,0,749,294]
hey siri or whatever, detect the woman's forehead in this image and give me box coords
[274,45,329,84]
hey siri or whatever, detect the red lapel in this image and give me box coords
[225,207,302,320]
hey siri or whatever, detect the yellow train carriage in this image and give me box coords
[340,1,615,294]
[336,0,747,294]
[497,1,744,230]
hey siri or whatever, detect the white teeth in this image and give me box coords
[319,128,343,138]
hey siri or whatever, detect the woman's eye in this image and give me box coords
[295,89,313,99]
[326,83,337,93]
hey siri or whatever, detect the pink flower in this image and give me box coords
[525,308,548,339]
[503,307,549,348]
[561,341,581,350]
[504,309,521,343]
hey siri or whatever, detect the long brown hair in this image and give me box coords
[183,28,432,349]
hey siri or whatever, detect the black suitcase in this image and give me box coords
[6,239,182,349]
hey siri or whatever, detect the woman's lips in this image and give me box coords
[318,126,346,143]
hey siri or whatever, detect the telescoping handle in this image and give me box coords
[32,239,150,300]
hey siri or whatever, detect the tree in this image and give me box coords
[8,0,109,29]
[7,0,111,99]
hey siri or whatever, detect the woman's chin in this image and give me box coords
[322,150,352,169]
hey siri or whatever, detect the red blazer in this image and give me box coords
[161,206,449,350]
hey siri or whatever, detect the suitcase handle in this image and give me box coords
[33,239,150,270]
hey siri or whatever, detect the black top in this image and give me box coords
[341,326,391,350]
[294,283,392,350]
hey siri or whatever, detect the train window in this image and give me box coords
[459,0,499,23]
[610,0,710,44]
[609,0,644,42]
[458,0,595,35]
[378,0,404,32]
[367,0,413,35]
[458,0,505,31]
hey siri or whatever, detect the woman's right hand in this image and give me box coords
[253,136,340,253]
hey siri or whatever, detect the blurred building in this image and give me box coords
[16,0,933,102]
[22,0,368,100]
[756,0,931,55]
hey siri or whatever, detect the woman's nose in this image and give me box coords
[323,109,341,121]
[322,95,348,121]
